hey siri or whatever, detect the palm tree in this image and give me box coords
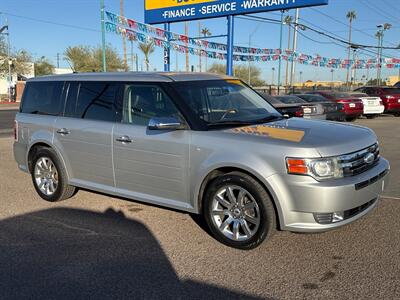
[201,27,211,71]
[138,41,155,72]
[284,15,293,86]
[346,11,357,85]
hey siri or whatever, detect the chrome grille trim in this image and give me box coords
[338,143,380,177]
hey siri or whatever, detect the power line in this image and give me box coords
[310,7,399,49]
[359,0,400,24]
[0,11,99,32]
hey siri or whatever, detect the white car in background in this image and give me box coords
[350,92,384,119]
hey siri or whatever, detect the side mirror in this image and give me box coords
[148,117,184,130]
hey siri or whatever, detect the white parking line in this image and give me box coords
[381,195,400,200]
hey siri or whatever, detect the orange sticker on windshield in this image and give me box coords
[232,125,305,143]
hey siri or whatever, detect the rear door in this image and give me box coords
[54,81,119,188]
[112,83,191,209]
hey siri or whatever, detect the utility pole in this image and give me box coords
[290,9,299,87]
[100,0,107,72]
[248,25,259,85]
[198,21,201,72]
[56,53,60,68]
[277,11,284,93]
[271,67,275,86]
[130,40,134,71]
[6,19,12,102]
[120,0,127,70]
[185,22,189,72]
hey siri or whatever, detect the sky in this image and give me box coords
[1,0,399,84]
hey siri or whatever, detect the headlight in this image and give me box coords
[286,157,343,180]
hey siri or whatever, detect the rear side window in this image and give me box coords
[21,81,64,115]
[64,82,118,122]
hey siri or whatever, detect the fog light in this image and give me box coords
[332,212,344,223]
[314,212,344,224]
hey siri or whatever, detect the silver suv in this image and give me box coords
[14,73,390,249]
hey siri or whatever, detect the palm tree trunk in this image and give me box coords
[285,25,291,86]
[346,20,352,86]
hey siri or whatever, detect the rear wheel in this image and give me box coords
[203,172,275,250]
[31,147,77,202]
[394,112,400,117]
[366,114,377,119]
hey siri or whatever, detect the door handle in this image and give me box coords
[57,128,70,135]
[116,135,132,143]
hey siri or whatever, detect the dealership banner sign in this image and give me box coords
[106,11,400,69]
[144,0,329,24]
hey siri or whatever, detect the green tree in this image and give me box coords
[34,56,55,76]
[64,44,124,72]
[0,36,33,76]
[208,63,266,86]
[138,41,155,72]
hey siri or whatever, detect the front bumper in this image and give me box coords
[268,157,390,232]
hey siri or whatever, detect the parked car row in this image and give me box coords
[260,86,400,122]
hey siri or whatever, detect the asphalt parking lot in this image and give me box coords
[0,115,399,299]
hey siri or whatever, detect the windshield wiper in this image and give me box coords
[207,120,254,128]
[253,115,284,124]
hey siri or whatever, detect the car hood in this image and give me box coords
[224,118,376,157]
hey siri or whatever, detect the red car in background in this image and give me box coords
[309,91,364,121]
[354,86,400,116]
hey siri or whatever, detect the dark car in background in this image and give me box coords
[274,95,327,119]
[354,86,400,116]
[296,94,344,121]
[260,94,304,118]
[309,91,363,121]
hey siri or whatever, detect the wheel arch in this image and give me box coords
[27,141,70,181]
[196,166,284,230]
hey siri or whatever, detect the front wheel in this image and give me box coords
[203,172,275,250]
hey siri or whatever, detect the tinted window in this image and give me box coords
[122,84,181,126]
[21,81,64,115]
[382,88,400,94]
[64,82,118,122]
[298,94,328,103]
[275,96,307,104]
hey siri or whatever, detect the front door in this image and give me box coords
[113,83,191,209]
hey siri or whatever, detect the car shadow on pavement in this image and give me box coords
[0,207,268,300]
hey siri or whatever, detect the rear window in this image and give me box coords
[64,82,118,122]
[20,81,64,115]
[275,96,307,104]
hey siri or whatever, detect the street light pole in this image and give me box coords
[271,67,275,86]
[6,21,12,102]
[248,25,259,85]
[100,0,107,72]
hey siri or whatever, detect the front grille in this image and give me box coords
[355,169,388,190]
[338,143,380,177]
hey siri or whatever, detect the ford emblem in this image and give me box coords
[364,153,375,164]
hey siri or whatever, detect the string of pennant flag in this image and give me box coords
[105,11,400,69]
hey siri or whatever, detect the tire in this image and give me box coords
[31,146,77,202]
[345,116,357,122]
[394,112,400,117]
[366,115,376,119]
[203,171,276,250]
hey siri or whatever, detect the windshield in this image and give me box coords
[172,80,281,126]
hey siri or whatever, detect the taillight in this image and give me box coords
[384,95,396,103]
[295,108,304,117]
[14,120,18,141]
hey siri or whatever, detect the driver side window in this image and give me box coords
[122,84,181,126]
